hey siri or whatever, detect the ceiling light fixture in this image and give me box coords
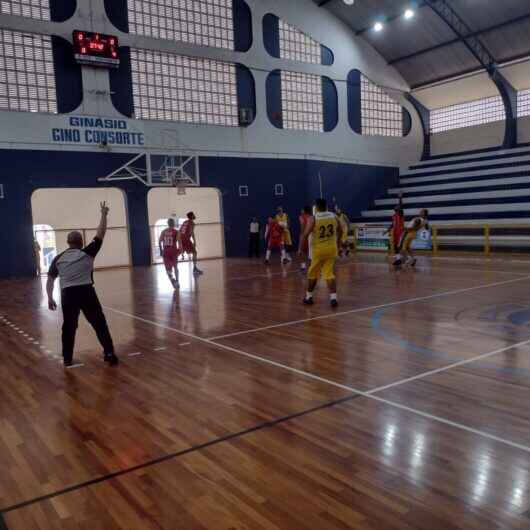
[374,22,384,32]
[404,9,415,19]
[343,0,355,5]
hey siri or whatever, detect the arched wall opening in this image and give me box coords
[31,188,131,271]
[147,187,224,264]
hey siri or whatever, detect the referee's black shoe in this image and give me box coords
[104,352,119,366]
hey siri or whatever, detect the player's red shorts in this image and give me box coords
[181,238,195,254]
[163,248,179,269]
[392,229,404,252]
[268,237,284,250]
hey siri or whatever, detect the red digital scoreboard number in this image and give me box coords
[73,31,120,68]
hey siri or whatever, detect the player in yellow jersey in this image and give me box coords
[300,198,342,307]
[276,206,293,262]
[395,208,429,268]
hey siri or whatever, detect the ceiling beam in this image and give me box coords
[390,12,530,65]
[411,50,530,91]
[425,0,495,70]
[317,0,334,6]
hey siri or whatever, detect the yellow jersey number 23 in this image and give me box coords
[313,212,338,254]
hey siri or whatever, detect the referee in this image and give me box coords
[47,202,119,367]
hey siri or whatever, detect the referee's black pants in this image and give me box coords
[248,233,260,257]
[61,285,114,362]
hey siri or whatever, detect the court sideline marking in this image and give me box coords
[209,275,530,340]
[102,274,530,454]
[2,278,530,522]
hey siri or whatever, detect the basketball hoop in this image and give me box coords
[171,175,186,195]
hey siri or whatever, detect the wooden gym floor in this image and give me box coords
[0,254,529,529]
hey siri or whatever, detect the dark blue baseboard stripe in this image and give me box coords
[0,513,8,530]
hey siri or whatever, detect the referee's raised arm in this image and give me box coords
[96,201,109,240]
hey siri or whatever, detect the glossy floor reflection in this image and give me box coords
[1,255,530,529]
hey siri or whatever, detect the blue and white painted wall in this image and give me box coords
[0,0,425,277]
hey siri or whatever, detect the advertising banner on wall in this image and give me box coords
[355,225,433,252]
[355,224,389,251]
[411,228,433,250]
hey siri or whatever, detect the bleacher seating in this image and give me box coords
[361,145,530,226]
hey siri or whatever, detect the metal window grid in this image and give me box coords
[281,71,323,132]
[128,0,234,50]
[0,0,50,21]
[131,48,239,126]
[278,19,321,64]
[430,95,505,133]
[0,29,57,114]
[517,88,530,119]
[360,74,402,137]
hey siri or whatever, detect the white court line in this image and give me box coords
[103,295,530,454]
[209,275,530,341]
[352,259,528,277]
[179,342,191,347]
[153,346,167,351]
[128,352,143,357]
[366,338,530,394]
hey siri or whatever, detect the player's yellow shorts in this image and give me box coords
[283,229,293,246]
[401,230,417,252]
[307,253,337,281]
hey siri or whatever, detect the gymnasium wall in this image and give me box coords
[0,149,397,278]
[0,0,423,166]
[414,66,530,157]
[0,0,416,277]
[429,122,506,156]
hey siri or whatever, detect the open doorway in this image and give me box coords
[31,188,131,269]
[148,188,224,264]
[33,224,57,275]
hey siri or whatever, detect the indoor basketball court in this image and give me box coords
[2,0,530,528]
[0,255,529,529]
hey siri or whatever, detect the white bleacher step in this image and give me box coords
[402,153,530,177]
[409,145,530,168]
[362,202,530,218]
[376,188,530,206]
[390,175,530,195]
[400,163,530,186]
[358,217,530,227]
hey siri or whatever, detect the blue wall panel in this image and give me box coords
[233,0,253,52]
[50,0,76,22]
[52,36,83,114]
[347,69,362,135]
[263,14,280,58]
[322,76,338,132]
[0,150,396,278]
[110,47,135,117]
[266,70,283,129]
[104,0,129,33]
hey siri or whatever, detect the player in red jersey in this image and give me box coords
[389,194,405,268]
[180,211,203,275]
[264,216,287,265]
[298,206,312,271]
[159,218,181,288]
